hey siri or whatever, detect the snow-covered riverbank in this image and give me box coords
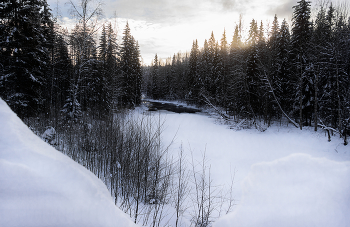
[140,100,350,226]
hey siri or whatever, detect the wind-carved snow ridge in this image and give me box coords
[0,98,137,227]
[214,153,350,227]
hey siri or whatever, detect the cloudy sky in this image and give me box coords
[47,0,338,65]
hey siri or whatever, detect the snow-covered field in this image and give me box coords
[0,99,137,227]
[140,103,350,226]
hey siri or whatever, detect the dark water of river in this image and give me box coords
[144,100,201,114]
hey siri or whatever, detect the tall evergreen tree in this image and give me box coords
[276,19,292,114]
[99,24,108,65]
[130,38,142,105]
[199,39,211,98]
[188,40,200,102]
[218,30,229,108]
[267,15,281,119]
[228,23,247,117]
[50,26,72,121]
[0,0,54,117]
[119,22,142,106]
[246,19,262,117]
[291,0,312,129]
[207,32,219,99]
[150,54,160,99]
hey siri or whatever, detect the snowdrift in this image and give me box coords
[0,98,137,227]
[214,153,350,227]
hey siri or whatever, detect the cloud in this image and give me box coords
[46,0,301,65]
[103,0,204,24]
[219,0,236,11]
[266,0,296,20]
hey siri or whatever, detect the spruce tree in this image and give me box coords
[218,30,229,108]
[246,19,262,117]
[119,22,133,106]
[117,22,141,106]
[0,0,54,117]
[291,0,312,129]
[227,24,247,117]
[277,19,292,115]
[151,54,160,99]
[131,39,142,105]
[207,32,218,99]
[199,39,211,98]
[99,24,108,65]
[188,40,200,103]
[50,27,72,121]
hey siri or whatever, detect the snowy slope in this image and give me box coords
[0,98,137,227]
[214,153,350,227]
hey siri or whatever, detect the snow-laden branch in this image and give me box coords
[262,71,299,128]
[200,93,230,120]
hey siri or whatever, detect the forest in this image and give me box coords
[0,0,142,121]
[0,0,349,226]
[144,1,350,143]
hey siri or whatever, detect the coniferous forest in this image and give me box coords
[0,0,142,121]
[1,0,350,226]
[145,1,350,142]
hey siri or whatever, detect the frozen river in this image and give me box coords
[140,100,350,227]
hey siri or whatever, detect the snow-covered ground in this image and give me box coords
[1,95,349,227]
[0,98,137,227]
[139,102,350,226]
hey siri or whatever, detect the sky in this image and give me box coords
[47,0,342,65]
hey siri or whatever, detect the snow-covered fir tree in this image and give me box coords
[0,0,54,117]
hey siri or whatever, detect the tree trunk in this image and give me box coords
[336,56,341,132]
[314,69,318,131]
[299,59,303,130]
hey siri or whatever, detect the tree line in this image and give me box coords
[145,0,350,144]
[0,0,142,122]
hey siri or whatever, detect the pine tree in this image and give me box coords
[199,39,211,98]
[99,24,108,65]
[119,23,142,106]
[106,22,118,76]
[291,0,312,129]
[218,30,229,108]
[207,32,218,99]
[97,22,118,115]
[131,39,142,105]
[257,20,274,122]
[312,5,331,131]
[267,15,281,120]
[227,23,247,117]
[168,54,177,99]
[50,26,72,121]
[150,54,160,99]
[188,40,200,103]
[246,19,262,116]
[276,19,292,115]
[119,22,133,106]
[0,0,54,117]
[268,15,280,91]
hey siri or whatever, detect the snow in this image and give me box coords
[0,98,137,227]
[41,126,56,145]
[214,154,350,227]
[138,102,350,227]
[1,94,349,227]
